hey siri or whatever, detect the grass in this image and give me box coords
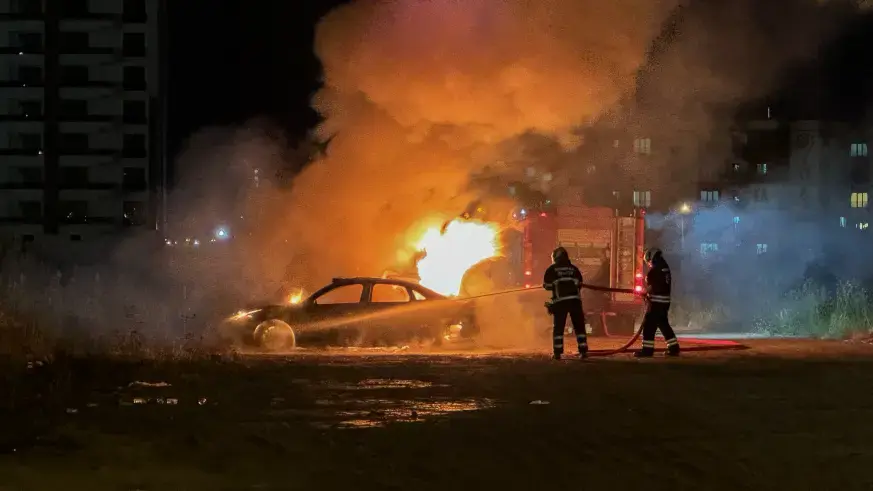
[753,280,873,339]
[669,280,873,340]
[3,342,873,490]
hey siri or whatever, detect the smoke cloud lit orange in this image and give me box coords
[240,0,681,292]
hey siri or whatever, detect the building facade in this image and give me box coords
[0,0,166,244]
[683,107,873,260]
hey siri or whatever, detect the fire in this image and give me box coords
[414,219,501,296]
[288,289,305,305]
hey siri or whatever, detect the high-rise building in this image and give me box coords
[0,0,166,244]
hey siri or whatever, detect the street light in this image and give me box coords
[676,202,692,251]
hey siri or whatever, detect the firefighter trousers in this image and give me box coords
[552,299,587,355]
[640,302,679,352]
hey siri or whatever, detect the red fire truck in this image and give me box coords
[516,205,646,335]
[461,204,646,336]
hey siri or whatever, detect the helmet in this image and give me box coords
[552,246,569,263]
[643,247,663,263]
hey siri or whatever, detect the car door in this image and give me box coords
[364,282,429,344]
[298,282,368,343]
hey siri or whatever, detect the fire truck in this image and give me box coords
[461,204,647,336]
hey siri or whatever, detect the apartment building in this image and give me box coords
[0,0,166,244]
[692,108,873,258]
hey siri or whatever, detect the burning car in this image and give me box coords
[219,276,477,351]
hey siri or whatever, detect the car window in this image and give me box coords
[313,284,364,305]
[410,289,427,301]
[371,283,411,303]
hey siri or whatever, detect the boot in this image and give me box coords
[634,348,654,358]
[553,352,562,360]
[666,345,681,357]
[578,350,588,360]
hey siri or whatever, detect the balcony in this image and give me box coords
[60,46,117,56]
[58,215,116,225]
[0,217,43,225]
[0,46,44,55]
[0,12,44,21]
[60,148,119,157]
[59,78,117,89]
[0,80,43,88]
[0,149,43,156]
[58,114,118,123]
[0,114,42,122]
[0,181,43,190]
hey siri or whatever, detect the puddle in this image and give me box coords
[319,378,447,390]
[311,397,495,429]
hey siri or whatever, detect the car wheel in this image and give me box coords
[255,319,297,352]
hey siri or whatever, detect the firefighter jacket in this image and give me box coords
[645,257,672,304]
[543,260,583,303]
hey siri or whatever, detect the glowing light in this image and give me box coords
[215,227,229,239]
[678,203,692,214]
[230,309,261,321]
[634,285,643,293]
[413,219,501,296]
[288,289,305,305]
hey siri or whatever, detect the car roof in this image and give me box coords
[330,276,445,298]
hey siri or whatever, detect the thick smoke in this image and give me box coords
[244,0,681,288]
[626,0,861,190]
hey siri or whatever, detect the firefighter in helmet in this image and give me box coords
[636,247,680,357]
[543,246,587,360]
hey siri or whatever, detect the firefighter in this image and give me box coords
[635,247,681,357]
[543,246,587,360]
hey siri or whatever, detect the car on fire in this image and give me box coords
[218,277,477,351]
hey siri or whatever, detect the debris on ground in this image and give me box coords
[129,381,172,388]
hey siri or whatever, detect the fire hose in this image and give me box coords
[460,284,747,357]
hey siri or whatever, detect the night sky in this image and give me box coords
[167,1,345,159]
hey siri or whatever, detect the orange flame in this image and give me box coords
[288,289,305,304]
[414,219,501,296]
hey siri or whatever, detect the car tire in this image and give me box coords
[254,319,297,352]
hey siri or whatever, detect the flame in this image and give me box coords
[414,219,501,296]
[288,289,305,305]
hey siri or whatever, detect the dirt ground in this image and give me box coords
[3,337,873,490]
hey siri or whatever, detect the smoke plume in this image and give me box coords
[247,0,680,287]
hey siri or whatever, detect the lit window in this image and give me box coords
[700,243,718,256]
[857,222,869,230]
[757,163,768,175]
[851,192,868,208]
[700,190,719,202]
[633,190,651,207]
[756,243,768,254]
[840,216,847,227]
[851,143,869,157]
[633,138,651,155]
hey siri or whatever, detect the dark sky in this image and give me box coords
[167,1,345,159]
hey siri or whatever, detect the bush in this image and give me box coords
[753,280,873,339]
